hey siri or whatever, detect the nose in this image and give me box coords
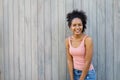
[76,25,80,29]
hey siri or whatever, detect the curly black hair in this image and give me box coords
[66,10,87,33]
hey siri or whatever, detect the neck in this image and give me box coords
[73,33,83,39]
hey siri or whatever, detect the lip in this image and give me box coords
[75,31,80,33]
[74,30,81,34]
[75,29,81,32]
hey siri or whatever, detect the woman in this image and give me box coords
[65,10,96,80]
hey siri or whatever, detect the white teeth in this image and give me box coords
[75,31,80,33]
[76,30,80,32]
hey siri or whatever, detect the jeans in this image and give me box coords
[73,69,96,80]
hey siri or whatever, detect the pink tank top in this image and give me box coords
[69,35,94,70]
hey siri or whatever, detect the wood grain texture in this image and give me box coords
[51,0,59,80]
[37,0,45,80]
[58,0,66,80]
[31,0,38,79]
[3,0,9,79]
[0,0,4,79]
[19,0,26,79]
[114,0,120,80]
[105,0,114,80]
[44,0,52,80]
[88,0,98,79]
[13,0,19,79]
[73,0,81,10]
[65,0,73,38]
[81,0,89,34]
[8,0,14,79]
[24,0,32,80]
[96,0,106,80]
[65,0,73,79]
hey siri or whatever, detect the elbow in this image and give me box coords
[85,60,91,67]
[67,59,73,64]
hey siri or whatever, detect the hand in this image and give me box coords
[79,77,84,80]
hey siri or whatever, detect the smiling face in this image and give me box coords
[70,18,83,35]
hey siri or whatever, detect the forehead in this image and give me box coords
[72,18,82,24]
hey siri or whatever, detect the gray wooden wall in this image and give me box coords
[0,0,120,80]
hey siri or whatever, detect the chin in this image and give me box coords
[74,33,81,36]
[74,32,82,35]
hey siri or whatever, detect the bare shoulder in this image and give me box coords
[65,37,69,43]
[65,37,69,47]
[85,36,93,45]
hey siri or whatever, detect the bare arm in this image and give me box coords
[79,37,93,80]
[65,38,74,80]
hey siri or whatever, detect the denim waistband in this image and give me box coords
[73,68,96,80]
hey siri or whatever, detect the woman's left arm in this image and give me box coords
[79,37,93,80]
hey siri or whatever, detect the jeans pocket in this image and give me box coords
[74,69,82,80]
[85,69,96,80]
[74,69,82,76]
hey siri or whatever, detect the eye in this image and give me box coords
[73,24,76,27]
[78,23,82,26]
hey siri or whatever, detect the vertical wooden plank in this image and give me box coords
[58,0,66,80]
[44,0,52,79]
[3,0,10,79]
[19,0,26,79]
[105,0,114,80]
[0,0,4,79]
[24,0,32,79]
[88,0,98,78]
[73,0,82,10]
[96,0,106,80]
[88,0,93,36]
[51,0,59,80]
[8,0,14,79]
[114,0,120,80]
[65,0,73,38]
[81,0,90,34]
[65,1,73,79]
[31,0,38,79]
[37,0,45,79]
[13,0,20,79]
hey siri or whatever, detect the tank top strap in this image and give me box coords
[82,35,88,42]
[68,37,71,46]
[68,35,88,46]
[68,36,74,47]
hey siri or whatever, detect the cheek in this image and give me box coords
[80,26,83,29]
[70,26,74,31]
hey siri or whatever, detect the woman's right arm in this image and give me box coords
[65,38,74,80]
